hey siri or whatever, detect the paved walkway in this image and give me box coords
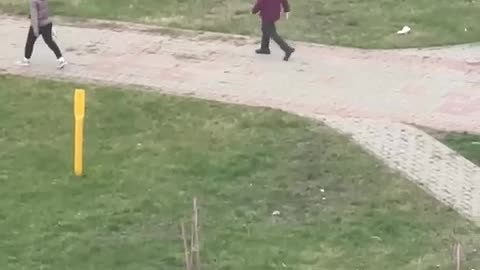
[0,15,479,220]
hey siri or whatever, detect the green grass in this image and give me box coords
[0,74,479,270]
[1,0,479,48]
[427,130,480,166]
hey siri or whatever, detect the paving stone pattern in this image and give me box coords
[0,15,478,220]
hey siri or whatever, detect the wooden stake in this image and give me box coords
[455,242,462,270]
[180,198,201,270]
[181,222,191,270]
[193,197,200,270]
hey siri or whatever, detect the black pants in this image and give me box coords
[261,22,291,52]
[24,23,62,59]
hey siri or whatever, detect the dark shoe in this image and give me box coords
[283,48,295,61]
[256,49,271,55]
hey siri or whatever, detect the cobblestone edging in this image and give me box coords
[322,116,479,220]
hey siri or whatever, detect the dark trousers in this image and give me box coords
[261,22,291,52]
[24,23,63,59]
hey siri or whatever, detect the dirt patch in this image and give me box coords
[195,33,250,46]
[172,52,215,63]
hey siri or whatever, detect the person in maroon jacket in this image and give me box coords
[252,0,295,61]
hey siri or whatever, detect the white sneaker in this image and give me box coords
[57,57,67,69]
[16,58,30,66]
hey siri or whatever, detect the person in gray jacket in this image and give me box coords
[17,0,66,69]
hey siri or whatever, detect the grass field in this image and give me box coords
[427,130,480,166]
[0,74,479,269]
[0,0,479,48]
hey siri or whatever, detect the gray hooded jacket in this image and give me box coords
[29,0,50,35]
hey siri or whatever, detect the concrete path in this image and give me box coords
[0,15,478,220]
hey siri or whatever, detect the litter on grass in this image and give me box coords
[397,25,411,35]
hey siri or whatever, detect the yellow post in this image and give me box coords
[74,89,86,176]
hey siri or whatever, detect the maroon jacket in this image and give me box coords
[252,0,290,23]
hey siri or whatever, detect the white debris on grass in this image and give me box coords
[397,25,411,35]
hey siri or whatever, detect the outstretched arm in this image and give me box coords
[281,0,290,13]
[29,0,39,36]
[252,0,263,14]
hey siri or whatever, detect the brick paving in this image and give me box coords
[0,15,479,220]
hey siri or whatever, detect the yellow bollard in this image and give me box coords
[73,89,86,176]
